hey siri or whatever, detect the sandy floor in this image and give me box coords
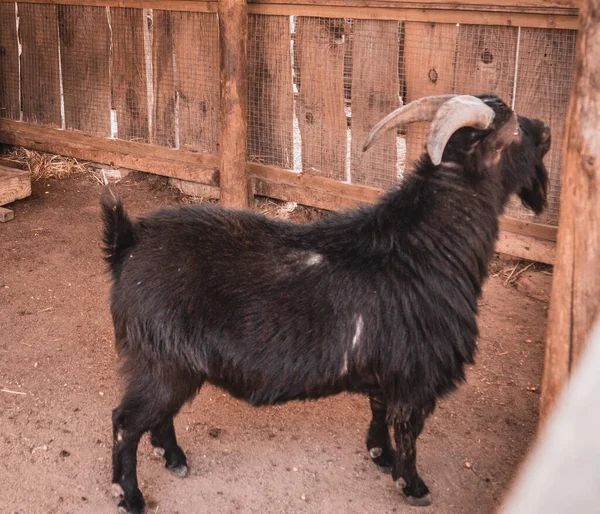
[0,171,550,514]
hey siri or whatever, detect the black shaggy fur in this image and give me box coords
[103,94,550,513]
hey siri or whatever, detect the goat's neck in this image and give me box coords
[378,166,506,283]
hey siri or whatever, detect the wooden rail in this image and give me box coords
[0,0,579,28]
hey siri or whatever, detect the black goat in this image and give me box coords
[103,94,550,514]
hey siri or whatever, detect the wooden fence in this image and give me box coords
[0,0,579,263]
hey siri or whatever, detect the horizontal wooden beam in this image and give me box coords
[250,0,579,12]
[251,163,558,241]
[499,216,557,241]
[0,0,578,29]
[250,4,579,28]
[0,119,220,186]
[496,231,556,264]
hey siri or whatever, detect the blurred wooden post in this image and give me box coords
[218,0,251,208]
[540,0,600,425]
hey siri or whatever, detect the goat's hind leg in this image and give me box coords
[112,401,150,514]
[112,367,203,514]
[150,416,189,478]
[366,393,394,472]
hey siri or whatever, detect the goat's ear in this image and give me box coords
[480,112,520,167]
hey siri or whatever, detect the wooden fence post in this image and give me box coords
[218,0,251,209]
[540,0,600,425]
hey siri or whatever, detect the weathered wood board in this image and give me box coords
[0,166,31,206]
[58,5,111,136]
[295,17,347,180]
[18,3,62,126]
[248,14,294,168]
[454,24,519,102]
[110,8,149,142]
[350,19,400,188]
[152,10,176,147]
[0,3,20,120]
[173,11,220,153]
[403,22,458,167]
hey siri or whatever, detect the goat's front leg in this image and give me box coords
[150,416,189,478]
[392,404,433,507]
[366,393,394,471]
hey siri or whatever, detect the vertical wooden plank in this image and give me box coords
[247,14,294,168]
[173,12,220,153]
[295,17,347,180]
[152,10,176,147]
[513,28,577,225]
[454,24,518,102]
[57,5,111,136]
[541,0,600,425]
[218,0,250,208]
[111,8,149,142]
[0,3,20,120]
[350,19,400,189]
[18,3,61,126]
[403,22,458,166]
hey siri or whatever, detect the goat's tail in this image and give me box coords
[100,186,135,276]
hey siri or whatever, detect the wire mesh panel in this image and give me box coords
[110,8,150,142]
[350,19,401,189]
[248,14,294,168]
[18,3,62,126]
[0,3,20,120]
[246,16,575,225]
[403,22,458,166]
[294,17,348,181]
[509,28,577,225]
[0,5,577,228]
[152,10,176,147]
[150,10,220,152]
[57,5,112,136]
[171,11,220,154]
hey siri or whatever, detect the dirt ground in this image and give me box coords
[0,171,551,514]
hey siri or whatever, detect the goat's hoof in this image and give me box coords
[111,483,124,499]
[369,447,383,458]
[404,493,432,507]
[116,487,145,514]
[153,447,165,458]
[118,506,146,514]
[368,446,394,472]
[167,464,189,478]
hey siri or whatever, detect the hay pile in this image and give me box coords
[3,147,98,183]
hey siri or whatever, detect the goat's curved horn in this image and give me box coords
[427,95,495,165]
[362,95,456,152]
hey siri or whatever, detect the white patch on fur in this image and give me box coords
[305,252,323,266]
[340,352,348,376]
[440,161,462,169]
[116,430,123,442]
[352,315,364,350]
